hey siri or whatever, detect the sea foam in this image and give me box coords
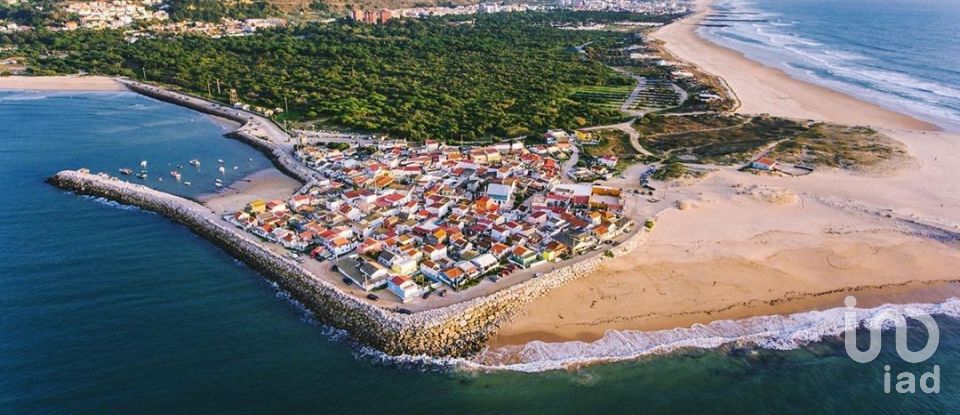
[339,298,960,373]
[457,298,960,372]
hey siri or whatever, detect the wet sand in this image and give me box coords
[650,0,939,131]
[198,168,301,214]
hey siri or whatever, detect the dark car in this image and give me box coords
[422,291,432,300]
[342,277,353,286]
[396,308,412,315]
[367,293,379,301]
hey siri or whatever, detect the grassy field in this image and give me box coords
[637,114,904,170]
[768,124,908,171]
[581,128,637,170]
[640,115,807,164]
[633,113,746,135]
[570,85,634,109]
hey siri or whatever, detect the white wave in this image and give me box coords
[699,0,960,131]
[456,298,960,373]
[0,93,49,101]
[80,195,145,212]
[265,280,354,341]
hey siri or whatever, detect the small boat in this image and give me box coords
[170,171,181,181]
[118,168,133,175]
[157,177,163,182]
[218,166,226,175]
[189,159,201,167]
[140,160,148,169]
[183,181,191,186]
[233,166,239,170]
[217,159,224,164]
[214,182,223,188]
[176,164,183,169]
[136,172,147,179]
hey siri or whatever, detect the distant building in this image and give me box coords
[363,10,377,24]
[378,9,392,24]
[752,157,778,171]
[351,9,364,21]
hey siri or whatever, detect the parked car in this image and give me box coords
[489,276,500,282]
[367,293,379,301]
[342,277,353,286]
[422,291,432,300]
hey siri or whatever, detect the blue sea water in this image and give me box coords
[4,91,960,414]
[699,0,960,131]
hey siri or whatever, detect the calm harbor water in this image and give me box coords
[2,91,960,413]
[700,0,960,131]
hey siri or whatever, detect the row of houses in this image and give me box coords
[224,138,632,302]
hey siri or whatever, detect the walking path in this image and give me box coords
[579,119,654,157]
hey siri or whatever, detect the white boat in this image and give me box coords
[218,159,224,164]
[218,166,226,175]
[214,182,223,188]
[140,160,148,169]
[119,168,133,175]
[184,181,191,186]
[157,177,163,182]
[189,159,201,167]
[233,166,239,170]
[170,171,181,181]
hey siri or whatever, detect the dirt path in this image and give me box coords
[580,119,653,157]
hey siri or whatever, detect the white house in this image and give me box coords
[387,276,421,303]
[752,157,778,171]
[486,182,515,209]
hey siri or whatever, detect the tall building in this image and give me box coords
[363,10,377,24]
[378,9,392,24]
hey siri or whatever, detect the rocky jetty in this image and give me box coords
[48,170,644,357]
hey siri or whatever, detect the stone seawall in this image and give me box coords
[120,80,317,185]
[48,170,645,357]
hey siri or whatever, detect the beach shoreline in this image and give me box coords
[487,0,960,355]
[0,75,126,91]
[651,0,940,132]
[197,168,301,214]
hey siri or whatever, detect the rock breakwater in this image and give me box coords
[48,169,644,357]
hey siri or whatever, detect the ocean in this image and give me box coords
[2,90,960,413]
[699,0,960,131]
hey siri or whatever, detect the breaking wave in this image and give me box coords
[336,299,960,373]
[699,0,960,131]
[80,195,148,212]
[456,298,960,372]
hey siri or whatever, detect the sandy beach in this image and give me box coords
[650,0,938,131]
[490,0,960,350]
[198,168,301,214]
[0,75,125,91]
